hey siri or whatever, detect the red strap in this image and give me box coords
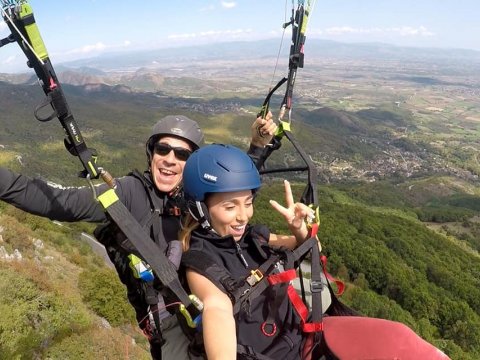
[267,269,296,285]
[287,285,309,322]
[320,255,345,295]
[287,285,323,333]
[309,223,319,238]
[49,77,57,90]
[303,322,324,332]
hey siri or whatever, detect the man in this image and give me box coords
[0,113,276,359]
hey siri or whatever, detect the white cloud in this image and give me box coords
[168,32,198,40]
[2,55,16,64]
[168,28,252,41]
[390,26,434,37]
[323,25,434,37]
[221,1,236,9]
[66,42,106,55]
[324,26,373,35]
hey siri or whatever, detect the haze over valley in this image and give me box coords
[1,40,480,359]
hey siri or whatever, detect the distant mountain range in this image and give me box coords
[3,39,480,78]
[1,37,479,359]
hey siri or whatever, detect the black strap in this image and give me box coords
[255,1,317,206]
[2,3,99,179]
[129,170,166,214]
[182,250,241,299]
[262,282,288,336]
[128,170,170,254]
[309,239,323,344]
[0,34,15,47]
[232,252,282,314]
[232,237,318,315]
[236,344,276,360]
[182,248,282,314]
[97,189,198,315]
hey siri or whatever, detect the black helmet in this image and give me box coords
[183,144,261,230]
[146,115,205,162]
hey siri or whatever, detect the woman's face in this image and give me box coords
[150,136,192,193]
[206,190,254,241]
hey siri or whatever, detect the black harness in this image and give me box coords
[94,170,185,345]
[183,233,329,360]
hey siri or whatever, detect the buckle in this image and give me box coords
[246,269,263,286]
[310,280,324,293]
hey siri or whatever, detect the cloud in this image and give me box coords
[65,42,106,55]
[391,26,434,37]
[53,39,132,59]
[221,1,236,9]
[323,25,434,37]
[1,55,16,65]
[168,28,252,41]
[324,26,381,35]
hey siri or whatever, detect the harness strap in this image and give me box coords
[236,344,276,360]
[261,282,287,337]
[321,255,345,295]
[97,189,199,315]
[267,269,296,285]
[182,250,240,299]
[233,253,281,313]
[2,2,100,179]
[308,237,324,347]
[232,238,316,315]
[129,170,170,255]
[129,170,167,214]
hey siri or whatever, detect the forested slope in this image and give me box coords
[254,182,480,359]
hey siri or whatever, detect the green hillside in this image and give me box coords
[254,181,480,359]
[0,203,151,359]
[1,77,480,358]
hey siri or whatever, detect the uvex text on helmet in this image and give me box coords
[146,115,205,161]
[182,144,262,202]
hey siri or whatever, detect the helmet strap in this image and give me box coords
[168,182,182,198]
[189,201,213,231]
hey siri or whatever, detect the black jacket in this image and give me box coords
[182,225,304,360]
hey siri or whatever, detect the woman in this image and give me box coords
[179,144,451,360]
[180,143,316,360]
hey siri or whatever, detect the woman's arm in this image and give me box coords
[269,179,317,250]
[186,269,237,360]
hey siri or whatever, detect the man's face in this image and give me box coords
[150,136,192,193]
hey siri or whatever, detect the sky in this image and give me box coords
[1,0,479,73]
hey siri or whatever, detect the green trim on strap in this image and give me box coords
[280,121,291,132]
[87,161,98,178]
[97,188,119,209]
[19,4,48,60]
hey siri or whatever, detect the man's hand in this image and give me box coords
[250,111,277,148]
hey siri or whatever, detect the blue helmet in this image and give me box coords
[183,144,261,201]
[183,144,261,230]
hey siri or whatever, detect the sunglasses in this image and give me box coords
[153,142,192,161]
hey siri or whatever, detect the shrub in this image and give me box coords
[78,267,136,327]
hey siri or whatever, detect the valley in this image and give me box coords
[1,40,480,359]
